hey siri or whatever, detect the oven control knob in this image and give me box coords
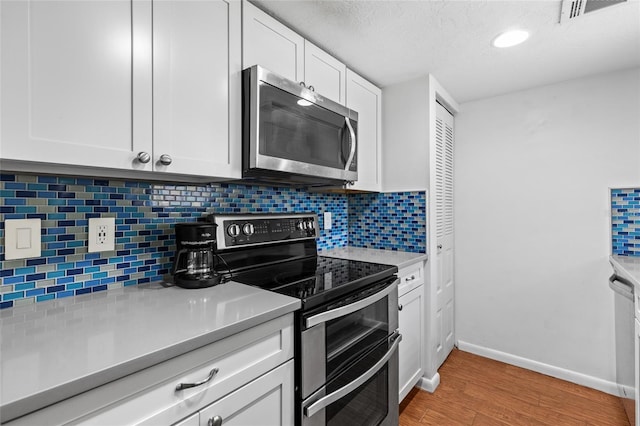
[305,220,314,231]
[297,221,305,231]
[242,223,255,236]
[227,224,241,237]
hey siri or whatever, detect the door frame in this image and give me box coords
[421,75,459,392]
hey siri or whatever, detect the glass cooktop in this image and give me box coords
[230,256,397,310]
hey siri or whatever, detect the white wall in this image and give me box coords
[454,67,640,393]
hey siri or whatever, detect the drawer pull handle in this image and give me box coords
[208,415,223,426]
[175,368,219,392]
[405,275,416,282]
[398,304,403,311]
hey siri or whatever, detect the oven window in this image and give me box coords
[325,293,389,382]
[326,344,389,426]
[258,83,351,170]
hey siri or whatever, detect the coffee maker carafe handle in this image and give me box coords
[172,249,189,276]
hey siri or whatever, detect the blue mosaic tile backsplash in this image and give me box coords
[611,188,640,256]
[0,173,427,308]
[0,173,349,308]
[349,192,426,253]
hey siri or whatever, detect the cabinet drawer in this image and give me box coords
[398,262,424,297]
[8,315,293,426]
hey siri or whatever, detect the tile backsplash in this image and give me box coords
[1,173,426,308]
[611,188,640,256]
[349,191,426,253]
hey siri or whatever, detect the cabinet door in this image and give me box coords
[242,1,304,83]
[398,285,424,402]
[153,0,241,178]
[345,70,382,192]
[199,360,294,426]
[0,0,153,171]
[303,41,346,105]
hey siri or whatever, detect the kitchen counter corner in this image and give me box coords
[610,255,640,291]
[0,281,299,423]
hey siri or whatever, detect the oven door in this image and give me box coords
[301,331,401,426]
[300,277,399,400]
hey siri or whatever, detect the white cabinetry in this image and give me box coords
[6,315,294,426]
[0,0,241,180]
[397,261,425,402]
[345,70,382,192]
[242,1,346,105]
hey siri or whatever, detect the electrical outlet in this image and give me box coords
[88,217,115,252]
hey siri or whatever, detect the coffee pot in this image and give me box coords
[172,222,219,288]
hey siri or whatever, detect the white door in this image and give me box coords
[345,70,382,192]
[398,285,424,402]
[242,1,304,83]
[198,360,294,426]
[153,0,241,178]
[0,0,153,170]
[434,102,455,369]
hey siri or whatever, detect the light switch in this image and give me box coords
[16,228,32,249]
[5,219,41,260]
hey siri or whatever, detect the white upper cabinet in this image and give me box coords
[345,70,382,192]
[1,0,241,180]
[153,0,241,178]
[242,1,346,105]
[0,0,153,171]
[242,1,304,83]
[303,41,346,105]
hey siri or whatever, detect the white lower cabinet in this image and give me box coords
[197,360,294,426]
[6,315,294,426]
[397,262,425,402]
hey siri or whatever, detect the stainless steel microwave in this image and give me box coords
[242,65,358,185]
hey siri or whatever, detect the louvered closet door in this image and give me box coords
[434,102,455,369]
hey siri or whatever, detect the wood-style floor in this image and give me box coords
[400,349,631,426]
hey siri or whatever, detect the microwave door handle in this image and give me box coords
[305,279,399,328]
[304,331,402,418]
[344,117,356,170]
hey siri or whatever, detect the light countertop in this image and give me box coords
[321,246,427,269]
[610,255,640,290]
[0,281,300,423]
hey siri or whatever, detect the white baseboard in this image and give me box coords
[417,372,440,393]
[456,340,622,397]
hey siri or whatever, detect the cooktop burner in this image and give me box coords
[231,256,397,310]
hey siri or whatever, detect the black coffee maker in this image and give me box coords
[172,222,219,288]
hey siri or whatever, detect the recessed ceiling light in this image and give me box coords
[492,30,530,48]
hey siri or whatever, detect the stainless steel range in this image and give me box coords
[209,213,401,426]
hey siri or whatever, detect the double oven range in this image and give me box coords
[209,213,401,426]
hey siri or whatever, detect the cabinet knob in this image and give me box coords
[208,416,223,426]
[398,304,403,311]
[158,154,172,166]
[136,152,151,164]
[437,244,443,250]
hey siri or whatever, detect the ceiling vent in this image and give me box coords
[560,0,627,23]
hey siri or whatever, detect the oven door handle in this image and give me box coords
[304,331,402,418]
[305,278,399,328]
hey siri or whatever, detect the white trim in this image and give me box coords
[457,340,622,397]
[417,372,440,393]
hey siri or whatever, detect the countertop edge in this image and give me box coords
[610,255,640,289]
[1,296,300,424]
[320,247,428,269]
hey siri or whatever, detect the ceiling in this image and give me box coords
[252,0,640,103]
